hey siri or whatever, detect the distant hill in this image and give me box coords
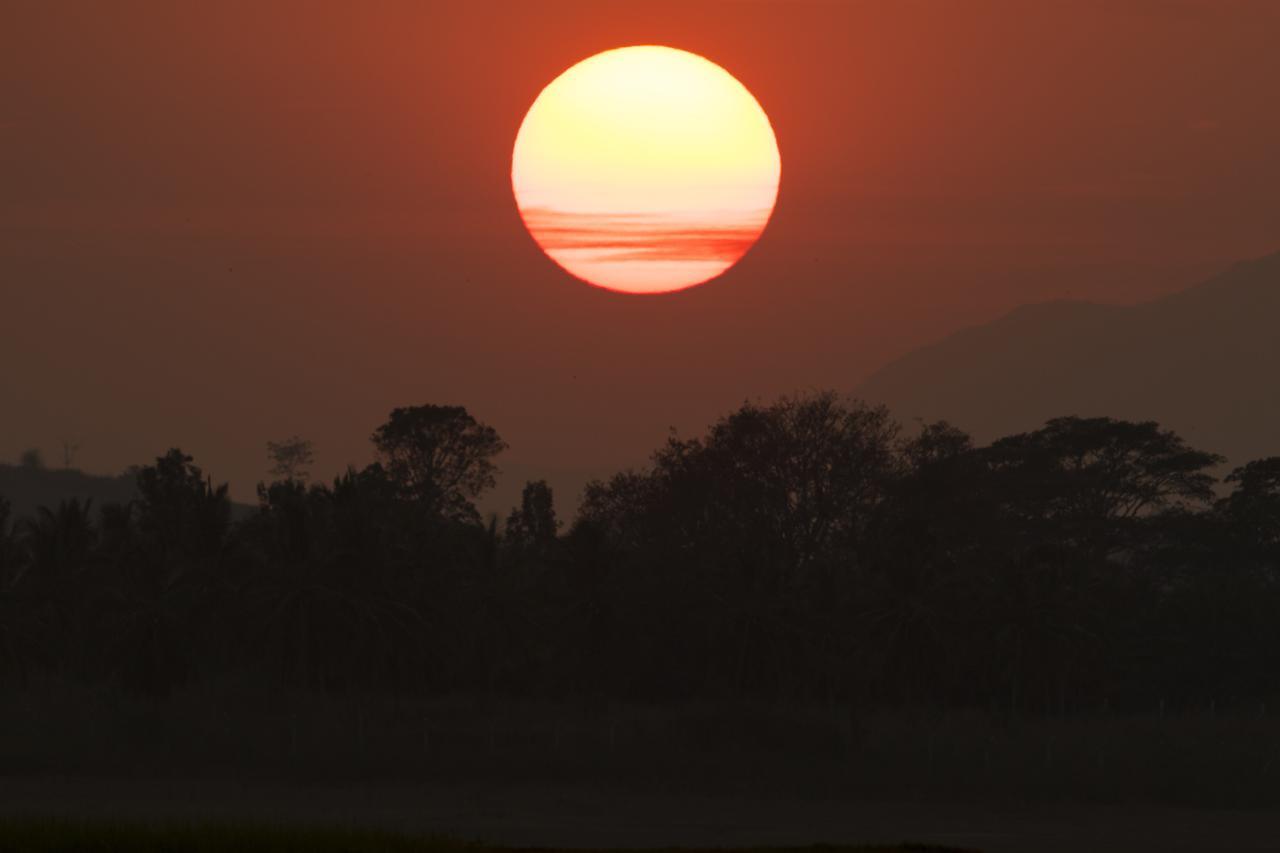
[0,464,257,526]
[858,249,1280,467]
[0,464,138,524]
[0,459,587,530]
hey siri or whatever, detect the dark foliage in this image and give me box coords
[1,396,1277,715]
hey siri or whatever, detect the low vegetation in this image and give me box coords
[1,394,1278,806]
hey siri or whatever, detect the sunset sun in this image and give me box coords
[512,46,781,294]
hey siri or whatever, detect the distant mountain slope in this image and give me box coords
[0,465,257,525]
[0,465,138,524]
[858,249,1280,466]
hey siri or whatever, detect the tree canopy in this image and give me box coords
[371,405,507,524]
[1,395,1277,715]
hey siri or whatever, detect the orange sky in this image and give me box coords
[4,0,1280,511]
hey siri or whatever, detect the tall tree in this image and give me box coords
[0,496,39,685]
[985,417,1223,556]
[655,392,899,576]
[0,497,18,580]
[505,479,559,555]
[265,436,315,484]
[371,405,506,524]
[21,499,96,586]
[135,449,232,561]
[1220,457,1280,547]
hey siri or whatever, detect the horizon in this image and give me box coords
[6,1,1280,509]
[7,244,1276,517]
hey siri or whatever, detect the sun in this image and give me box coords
[512,46,781,295]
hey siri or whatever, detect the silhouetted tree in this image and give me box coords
[576,393,899,699]
[505,479,559,557]
[21,499,96,588]
[9,499,98,678]
[652,393,899,574]
[577,470,661,554]
[1220,457,1280,554]
[985,417,1223,558]
[0,496,39,684]
[6,395,1280,714]
[266,435,315,484]
[135,449,231,560]
[109,450,232,698]
[0,497,19,579]
[372,405,506,525]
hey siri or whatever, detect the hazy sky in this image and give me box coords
[4,0,1280,511]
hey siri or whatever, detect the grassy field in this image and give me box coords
[0,819,968,853]
[3,679,1280,808]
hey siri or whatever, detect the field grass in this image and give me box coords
[3,679,1280,808]
[0,819,970,853]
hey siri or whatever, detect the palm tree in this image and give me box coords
[13,500,98,676]
[0,497,39,685]
[21,499,96,587]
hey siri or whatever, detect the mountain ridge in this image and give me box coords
[857,248,1280,465]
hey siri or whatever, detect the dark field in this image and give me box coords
[4,783,1280,853]
[5,686,1280,853]
[5,683,1280,808]
[0,820,970,853]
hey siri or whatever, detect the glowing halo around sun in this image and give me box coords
[512,46,781,294]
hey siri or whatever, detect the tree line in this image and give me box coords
[1,393,1277,714]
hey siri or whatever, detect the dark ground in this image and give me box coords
[2,777,1279,853]
[5,687,1280,852]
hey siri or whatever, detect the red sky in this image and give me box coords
[4,0,1280,511]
